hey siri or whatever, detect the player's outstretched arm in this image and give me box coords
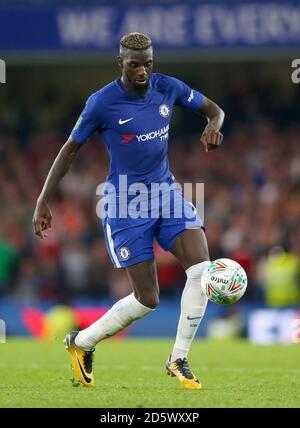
[198,97,225,153]
[32,137,82,240]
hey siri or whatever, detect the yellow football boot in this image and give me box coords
[166,356,202,390]
[64,331,95,387]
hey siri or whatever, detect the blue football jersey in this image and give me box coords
[71,73,204,188]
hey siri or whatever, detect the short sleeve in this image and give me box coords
[71,92,103,144]
[170,77,204,111]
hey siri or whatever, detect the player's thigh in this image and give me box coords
[102,216,155,268]
[171,228,210,271]
[156,188,209,270]
[126,260,160,309]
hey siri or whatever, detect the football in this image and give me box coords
[201,258,247,305]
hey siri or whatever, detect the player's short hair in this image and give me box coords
[120,32,152,50]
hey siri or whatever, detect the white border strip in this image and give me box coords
[106,222,121,268]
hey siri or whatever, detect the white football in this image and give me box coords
[201,258,247,305]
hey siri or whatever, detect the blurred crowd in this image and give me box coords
[0,77,300,305]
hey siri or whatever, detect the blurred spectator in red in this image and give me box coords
[1,79,300,303]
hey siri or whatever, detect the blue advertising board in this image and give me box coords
[1,2,300,53]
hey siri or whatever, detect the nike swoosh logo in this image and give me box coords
[119,118,133,125]
[187,316,202,320]
[75,352,92,384]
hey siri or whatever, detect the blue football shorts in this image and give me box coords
[102,184,204,268]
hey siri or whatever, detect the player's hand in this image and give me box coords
[200,127,223,153]
[32,200,52,240]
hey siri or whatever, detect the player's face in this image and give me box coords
[118,48,153,91]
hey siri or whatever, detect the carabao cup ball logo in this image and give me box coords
[201,258,247,305]
[119,247,130,260]
[159,104,170,118]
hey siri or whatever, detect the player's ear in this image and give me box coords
[117,55,123,70]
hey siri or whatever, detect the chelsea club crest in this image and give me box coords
[159,104,170,118]
[119,247,130,260]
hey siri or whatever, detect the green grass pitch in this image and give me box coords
[0,338,299,408]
